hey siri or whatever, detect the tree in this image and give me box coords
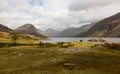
[12,32,18,45]
[80,40,83,42]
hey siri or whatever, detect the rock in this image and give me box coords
[18,53,25,56]
[64,63,76,66]
[50,58,56,63]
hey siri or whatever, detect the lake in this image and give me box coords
[42,38,120,43]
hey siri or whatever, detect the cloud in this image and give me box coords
[69,0,119,11]
[0,0,120,31]
[71,2,120,22]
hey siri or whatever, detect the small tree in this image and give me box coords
[39,41,44,46]
[12,33,18,45]
[80,40,83,42]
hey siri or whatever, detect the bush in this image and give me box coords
[39,42,45,46]
[102,43,120,50]
[88,38,107,42]
[11,33,18,45]
[80,40,83,42]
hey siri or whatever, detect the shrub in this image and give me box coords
[80,40,83,42]
[102,43,120,50]
[39,41,44,46]
[11,33,18,45]
[88,38,107,42]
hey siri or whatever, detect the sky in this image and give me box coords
[0,0,120,31]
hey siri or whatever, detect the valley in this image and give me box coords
[0,36,120,74]
[0,6,120,74]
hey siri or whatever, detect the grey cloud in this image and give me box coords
[69,0,119,11]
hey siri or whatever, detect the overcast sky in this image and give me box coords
[0,0,120,31]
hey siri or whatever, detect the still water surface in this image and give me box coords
[42,38,120,43]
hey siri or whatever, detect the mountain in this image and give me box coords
[45,28,60,37]
[15,24,49,38]
[58,24,94,37]
[77,12,120,37]
[0,24,12,38]
[0,24,12,32]
[0,31,11,39]
[58,27,78,37]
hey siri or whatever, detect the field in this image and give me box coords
[0,37,120,74]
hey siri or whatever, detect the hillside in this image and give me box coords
[15,24,49,38]
[0,24,45,39]
[0,31,11,39]
[0,24,12,32]
[58,24,94,37]
[58,27,78,37]
[0,24,12,38]
[77,12,120,37]
[45,28,60,37]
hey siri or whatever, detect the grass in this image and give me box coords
[0,37,41,44]
[0,37,12,43]
[0,37,41,47]
[0,45,120,74]
[0,37,120,74]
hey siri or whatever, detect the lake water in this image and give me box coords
[42,38,120,43]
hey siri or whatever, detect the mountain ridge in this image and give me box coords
[58,24,94,37]
[0,24,12,32]
[77,12,120,37]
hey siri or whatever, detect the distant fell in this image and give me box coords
[0,24,12,32]
[15,24,49,38]
[77,12,120,37]
[58,24,94,37]
[45,28,60,37]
